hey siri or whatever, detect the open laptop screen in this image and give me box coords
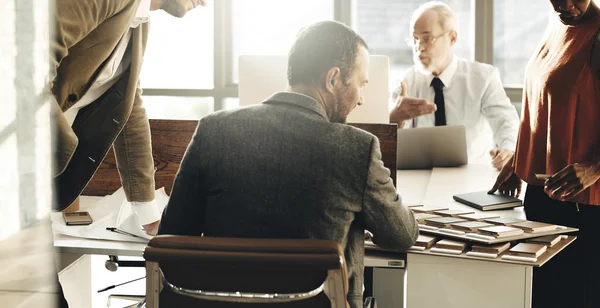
[396,125,468,169]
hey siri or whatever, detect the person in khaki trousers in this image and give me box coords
[50,0,207,306]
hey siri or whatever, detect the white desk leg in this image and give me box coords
[407,254,530,308]
[56,253,92,308]
[525,266,533,308]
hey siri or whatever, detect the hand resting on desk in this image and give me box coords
[489,156,523,197]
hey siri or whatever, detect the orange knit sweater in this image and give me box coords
[515,14,600,205]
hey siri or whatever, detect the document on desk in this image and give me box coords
[51,187,169,243]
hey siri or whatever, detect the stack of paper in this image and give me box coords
[51,187,169,243]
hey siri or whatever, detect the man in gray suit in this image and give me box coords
[158,20,419,307]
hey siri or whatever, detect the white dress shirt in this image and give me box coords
[394,57,520,162]
[63,0,159,226]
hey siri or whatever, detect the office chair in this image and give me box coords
[143,235,350,307]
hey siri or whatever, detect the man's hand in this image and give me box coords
[488,156,522,197]
[544,162,600,200]
[143,220,160,236]
[389,81,436,125]
[489,148,514,170]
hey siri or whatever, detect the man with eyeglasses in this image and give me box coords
[389,1,519,170]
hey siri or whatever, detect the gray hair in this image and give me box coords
[411,1,458,33]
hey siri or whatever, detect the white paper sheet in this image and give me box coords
[51,187,169,243]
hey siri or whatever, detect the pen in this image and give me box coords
[97,276,145,293]
[106,227,147,240]
[535,173,551,180]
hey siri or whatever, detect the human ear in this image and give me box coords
[325,67,341,93]
[449,30,458,46]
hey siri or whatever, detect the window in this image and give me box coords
[141,0,576,117]
[143,96,213,120]
[493,0,549,86]
[140,3,214,89]
[356,0,474,88]
[231,0,334,83]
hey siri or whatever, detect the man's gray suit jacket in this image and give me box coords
[158,92,419,307]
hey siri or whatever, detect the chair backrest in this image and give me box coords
[143,235,349,308]
[82,120,397,196]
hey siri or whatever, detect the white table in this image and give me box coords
[55,164,567,308]
[398,164,535,308]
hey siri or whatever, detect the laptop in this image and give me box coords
[238,54,390,124]
[396,125,468,169]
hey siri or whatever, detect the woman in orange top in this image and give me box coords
[490,0,600,307]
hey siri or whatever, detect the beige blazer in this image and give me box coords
[50,0,155,210]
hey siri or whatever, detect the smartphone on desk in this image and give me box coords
[63,211,93,226]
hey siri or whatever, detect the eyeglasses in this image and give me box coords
[406,31,451,47]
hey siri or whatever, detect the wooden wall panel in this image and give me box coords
[82,120,198,196]
[83,120,397,196]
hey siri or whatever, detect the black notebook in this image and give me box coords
[453,191,523,211]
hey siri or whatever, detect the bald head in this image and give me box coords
[411,1,458,34]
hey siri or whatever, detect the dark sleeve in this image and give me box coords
[361,137,419,250]
[157,120,206,236]
[591,28,600,81]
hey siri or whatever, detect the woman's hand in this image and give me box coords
[488,156,523,197]
[545,162,600,200]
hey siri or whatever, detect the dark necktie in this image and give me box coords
[430,77,446,126]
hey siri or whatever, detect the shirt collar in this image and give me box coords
[131,0,151,28]
[263,92,329,120]
[426,56,458,88]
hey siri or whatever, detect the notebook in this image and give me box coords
[459,213,501,222]
[478,225,525,238]
[413,213,441,224]
[433,209,475,218]
[508,243,547,258]
[484,217,526,226]
[424,217,467,228]
[527,235,565,247]
[453,191,523,211]
[431,239,467,254]
[512,221,557,233]
[412,234,438,249]
[450,221,494,233]
[411,206,450,214]
[470,242,511,255]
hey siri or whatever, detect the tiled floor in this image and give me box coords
[0,221,145,308]
[0,220,58,307]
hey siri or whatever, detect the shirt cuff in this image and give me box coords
[130,200,160,226]
[499,141,517,152]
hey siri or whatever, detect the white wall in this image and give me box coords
[0,0,51,241]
